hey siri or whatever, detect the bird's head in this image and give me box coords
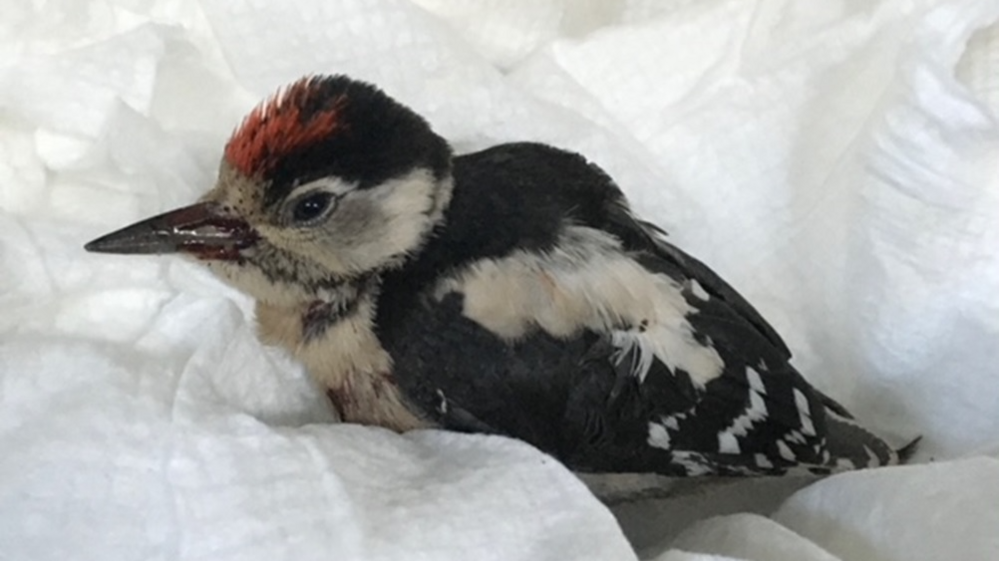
[85,75,453,307]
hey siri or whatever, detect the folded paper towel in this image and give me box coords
[2,1,998,560]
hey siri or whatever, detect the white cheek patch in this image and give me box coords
[436,225,725,385]
[343,170,448,268]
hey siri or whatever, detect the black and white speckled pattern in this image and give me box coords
[375,142,901,476]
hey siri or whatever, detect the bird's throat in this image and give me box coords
[297,273,379,341]
[254,291,428,432]
[302,296,363,342]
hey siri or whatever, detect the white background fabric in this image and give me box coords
[1,1,998,560]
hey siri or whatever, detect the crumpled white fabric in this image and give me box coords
[2,1,998,560]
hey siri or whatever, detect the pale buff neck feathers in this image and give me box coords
[255,295,429,431]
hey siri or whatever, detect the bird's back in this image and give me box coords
[376,142,903,476]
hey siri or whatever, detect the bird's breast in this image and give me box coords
[255,299,430,431]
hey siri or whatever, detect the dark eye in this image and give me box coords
[292,192,335,223]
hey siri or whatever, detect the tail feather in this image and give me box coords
[824,410,920,469]
[896,435,923,463]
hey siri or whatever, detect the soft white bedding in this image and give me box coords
[2,1,998,560]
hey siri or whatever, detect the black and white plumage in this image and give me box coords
[376,143,902,476]
[85,75,912,478]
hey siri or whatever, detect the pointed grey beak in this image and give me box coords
[84,201,258,260]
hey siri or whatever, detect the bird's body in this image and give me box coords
[86,75,911,478]
[375,143,895,476]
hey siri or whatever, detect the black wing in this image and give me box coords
[576,199,897,474]
[376,142,898,475]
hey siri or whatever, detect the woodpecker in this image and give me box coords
[86,75,914,477]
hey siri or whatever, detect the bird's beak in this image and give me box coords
[84,201,258,260]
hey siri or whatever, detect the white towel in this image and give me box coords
[2,1,997,560]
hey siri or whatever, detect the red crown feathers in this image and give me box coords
[224,76,346,178]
